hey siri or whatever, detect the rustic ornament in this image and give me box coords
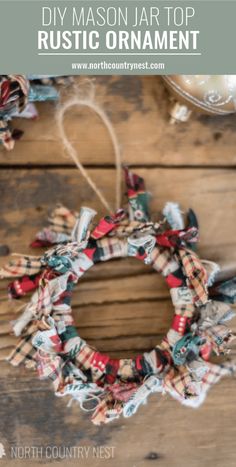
[163,75,236,123]
[1,169,236,425]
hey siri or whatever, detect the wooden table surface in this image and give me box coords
[0,76,236,467]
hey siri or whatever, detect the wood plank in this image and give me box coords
[0,367,236,467]
[1,76,236,167]
[1,167,236,270]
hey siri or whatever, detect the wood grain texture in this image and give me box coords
[0,76,236,467]
[1,76,236,167]
[1,167,236,268]
[0,367,236,467]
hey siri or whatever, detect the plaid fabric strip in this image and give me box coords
[49,206,78,234]
[150,246,179,276]
[94,237,128,262]
[163,368,198,399]
[7,323,38,366]
[9,272,74,367]
[36,352,62,384]
[149,246,195,325]
[200,324,234,355]
[7,288,52,367]
[0,255,42,278]
[31,207,79,248]
[163,360,236,406]
[150,246,188,290]
[75,344,95,370]
[34,283,53,316]
[178,248,208,306]
[6,271,64,367]
[201,361,236,391]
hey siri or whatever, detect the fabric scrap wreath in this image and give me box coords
[1,168,236,425]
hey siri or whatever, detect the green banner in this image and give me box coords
[0,0,235,74]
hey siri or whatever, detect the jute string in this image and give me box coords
[56,82,122,213]
[1,83,122,303]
